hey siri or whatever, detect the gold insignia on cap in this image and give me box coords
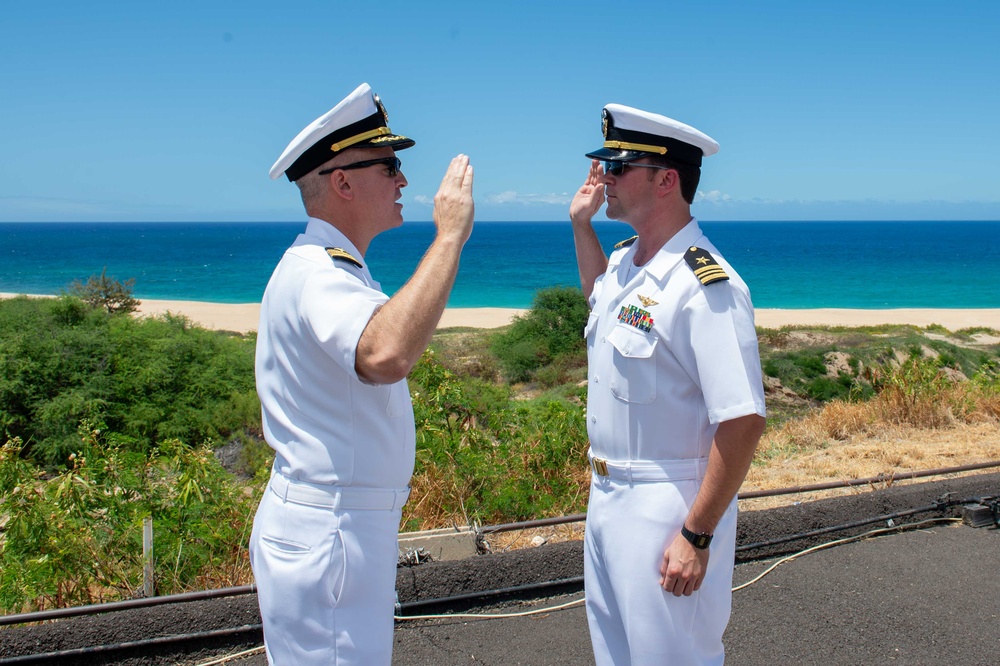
[614,235,638,249]
[374,93,388,124]
[684,246,729,285]
[326,247,363,268]
[637,294,658,307]
[603,140,668,155]
[330,127,392,153]
[602,109,609,139]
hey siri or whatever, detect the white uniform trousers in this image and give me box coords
[249,472,409,665]
[584,469,737,666]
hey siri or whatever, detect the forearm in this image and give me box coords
[355,235,463,383]
[684,414,766,534]
[571,218,608,302]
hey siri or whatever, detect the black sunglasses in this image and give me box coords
[318,156,402,177]
[603,160,672,176]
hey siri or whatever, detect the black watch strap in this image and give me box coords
[681,525,713,549]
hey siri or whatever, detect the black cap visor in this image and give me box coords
[585,147,651,162]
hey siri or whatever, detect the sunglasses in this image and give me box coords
[603,160,672,176]
[318,156,402,177]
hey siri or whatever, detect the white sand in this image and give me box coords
[4,293,1000,333]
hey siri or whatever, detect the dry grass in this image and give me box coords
[480,366,1000,549]
[744,371,1000,511]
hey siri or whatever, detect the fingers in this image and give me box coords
[659,539,705,597]
[462,164,474,192]
[433,155,475,244]
[443,154,471,185]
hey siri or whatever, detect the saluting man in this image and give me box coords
[250,83,474,665]
[569,103,766,665]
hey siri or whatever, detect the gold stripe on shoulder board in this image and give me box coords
[614,235,638,249]
[325,247,363,268]
[684,246,729,285]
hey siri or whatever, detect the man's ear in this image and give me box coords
[330,170,354,201]
[656,168,679,199]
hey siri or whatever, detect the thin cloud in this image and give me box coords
[485,191,572,205]
[696,190,733,203]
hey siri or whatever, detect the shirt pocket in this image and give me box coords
[606,323,658,404]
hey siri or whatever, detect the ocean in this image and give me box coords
[2,221,999,309]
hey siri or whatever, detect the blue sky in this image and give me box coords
[2,1,998,223]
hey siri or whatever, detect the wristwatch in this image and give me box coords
[681,525,713,550]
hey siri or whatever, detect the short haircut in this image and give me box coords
[647,155,700,205]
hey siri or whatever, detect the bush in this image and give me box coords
[491,286,589,382]
[67,268,140,315]
[0,295,259,468]
[0,430,260,613]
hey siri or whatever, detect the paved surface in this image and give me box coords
[393,524,1000,665]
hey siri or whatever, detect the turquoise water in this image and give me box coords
[2,221,999,308]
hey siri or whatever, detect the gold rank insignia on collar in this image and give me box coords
[325,247,363,268]
[614,235,638,249]
[637,294,658,307]
[684,246,729,285]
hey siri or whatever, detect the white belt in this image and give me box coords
[269,470,410,511]
[588,449,708,483]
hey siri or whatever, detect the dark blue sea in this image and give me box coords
[2,221,999,309]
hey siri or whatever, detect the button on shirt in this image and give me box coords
[585,219,766,462]
[256,217,416,489]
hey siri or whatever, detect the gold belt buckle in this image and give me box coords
[591,457,609,477]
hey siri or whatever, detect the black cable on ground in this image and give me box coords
[0,624,262,665]
[736,494,996,553]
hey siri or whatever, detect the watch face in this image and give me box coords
[682,526,712,549]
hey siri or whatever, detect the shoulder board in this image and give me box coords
[614,235,638,249]
[684,246,729,285]
[325,247,363,268]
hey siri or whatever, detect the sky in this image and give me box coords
[2,1,998,223]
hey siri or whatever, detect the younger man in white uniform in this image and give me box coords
[569,104,766,664]
[251,83,474,665]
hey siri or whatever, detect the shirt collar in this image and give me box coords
[300,217,376,283]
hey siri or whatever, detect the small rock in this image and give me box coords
[530,536,547,547]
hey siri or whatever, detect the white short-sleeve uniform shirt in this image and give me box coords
[585,218,766,461]
[255,217,416,489]
[583,218,767,665]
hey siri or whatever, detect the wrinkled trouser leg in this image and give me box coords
[585,475,736,666]
[250,482,401,665]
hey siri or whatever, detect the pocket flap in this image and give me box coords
[607,324,657,359]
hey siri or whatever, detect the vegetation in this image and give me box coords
[67,267,140,315]
[0,294,259,467]
[490,286,589,386]
[1,283,999,614]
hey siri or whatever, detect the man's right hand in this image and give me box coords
[433,154,475,246]
[569,159,606,226]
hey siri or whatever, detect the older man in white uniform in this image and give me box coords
[250,83,474,665]
[569,104,767,665]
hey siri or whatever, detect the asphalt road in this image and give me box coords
[393,524,1000,665]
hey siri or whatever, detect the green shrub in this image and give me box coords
[67,268,140,315]
[0,295,259,468]
[491,286,589,382]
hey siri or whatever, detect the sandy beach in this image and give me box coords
[3,293,1000,333]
